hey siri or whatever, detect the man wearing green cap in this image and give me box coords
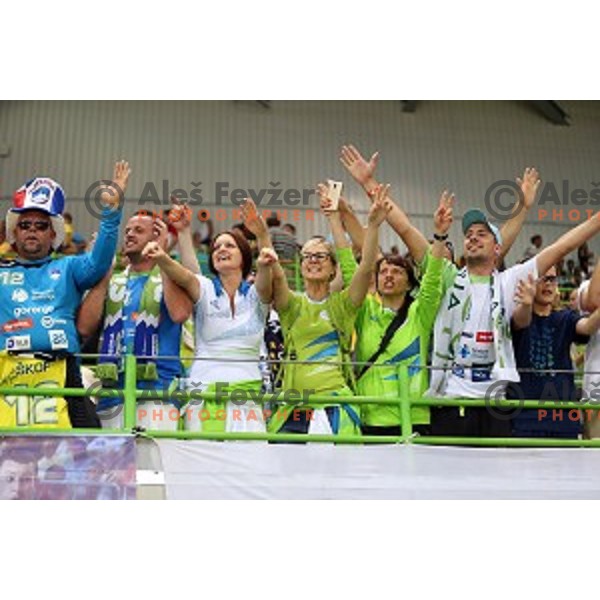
[426,206,600,436]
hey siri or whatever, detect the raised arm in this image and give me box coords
[270,251,292,312]
[152,219,193,323]
[431,191,455,261]
[347,185,391,307]
[576,307,600,336]
[498,167,542,260]
[415,191,455,330]
[340,144,430,263]
[317,182,350,250]
[339,198,366,254]
[169,197,200,274]
[241,197,289,294]
[536,213,600,276]
[255,247,276,304]
[580,260,600,312]
[142,240,200,303]
[161,270,194,323]
[318,186,360,290]
[511,273,536,330]
[72,160,130,289]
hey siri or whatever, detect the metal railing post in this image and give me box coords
[398,364,413,441]
[123,354,137,430]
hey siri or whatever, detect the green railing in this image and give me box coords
[1,356,600,448]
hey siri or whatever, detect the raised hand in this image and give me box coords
[516,167,541,209]
[241,197,268,239]
[257,247,279,268]
[367,184,392,227]
[316,182,342,218]
[99,160,131,210]
[339,144,379,186]
[168,195,193,231]
[433,190,455,236]
[141,240,167,262]
[113,160,131,193]
[152,218,170,251]
[514,273,536,306]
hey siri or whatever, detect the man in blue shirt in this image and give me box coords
[508,265,600,437]
[0,162,129,428]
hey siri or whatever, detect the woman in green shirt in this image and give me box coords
[265,187,393,437]
[350,191,454,436]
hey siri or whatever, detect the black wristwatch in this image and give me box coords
[433,232,448,241]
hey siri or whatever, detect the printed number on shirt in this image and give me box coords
[3,381,61,426]
[0,272,24,286]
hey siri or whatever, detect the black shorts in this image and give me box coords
[64,355,101,428]
[430,406,466,436]
[361,424,431,437]
[464,406,512,437]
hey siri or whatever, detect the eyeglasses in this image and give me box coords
[539,275,558,284]
[17,220,51,232]
[301,252,331,263]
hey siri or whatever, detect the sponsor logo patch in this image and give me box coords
[49,329,68,350]
[1,318,34,333]
[6,335,31,351]
[476,331,494,343]
[14,305,53,318]
[41,316,67,329]
[11,288,29,303]
[32,290,55,301]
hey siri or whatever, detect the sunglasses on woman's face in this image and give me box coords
[17,220,51,232]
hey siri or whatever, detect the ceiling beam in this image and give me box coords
[529,101,571,125]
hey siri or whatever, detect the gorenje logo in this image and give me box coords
[14,306,53,318]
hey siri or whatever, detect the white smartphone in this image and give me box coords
[326,179,343,211]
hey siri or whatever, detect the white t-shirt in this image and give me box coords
[189,276,269,385]
[577,280,600,402]
[444,259,538,398]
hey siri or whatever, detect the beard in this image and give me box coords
[18,239,49,259]
[465,252,493,268]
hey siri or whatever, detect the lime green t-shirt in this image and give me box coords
[417,250,457,296]
[278,288,358,400]
[355,254,444,426]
